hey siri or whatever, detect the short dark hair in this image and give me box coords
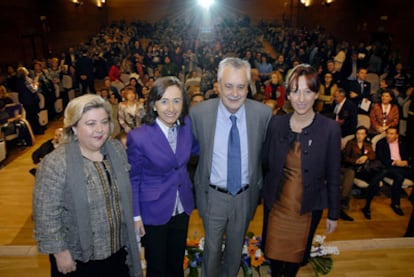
[191,93,204,101]
[286,64,319,95]
[386,126,399,133]
[336,88,347,96]
[143,76,189,126]
[355,125,368,134]
[381,89,395,100]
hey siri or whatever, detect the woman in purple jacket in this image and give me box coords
[127,76,198,277]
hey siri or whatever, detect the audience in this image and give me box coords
[0,85,14,104]
[326,59,343,86]
[247,68,261,99]
[29,128,63,176]
[118,86,145,133]
[347,67,371,114]
[256,54,273,82]
[1,13,414,252]
[333,88,358,137]
[407,91,414,158]
[368,89,399,136]
[264,70,286,110]
[317,72,337,113]
[16,66,43,135]
[190,93,204,107]
[342,126,385,220]
[373,127,414,216]
[76,49,96,94]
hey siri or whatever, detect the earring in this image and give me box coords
[72,127,77,138]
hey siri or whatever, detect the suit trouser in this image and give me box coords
[142,213,189,277]
[201,186,250,277]
[384,167,414,206]
[79,77,95,94]
[340,167,355,209]
[24,103,42,134]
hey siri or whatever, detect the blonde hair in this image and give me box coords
[270,71,283,85]
[0,85,8,97]
[62,94,114,143]
[16,67,29,79]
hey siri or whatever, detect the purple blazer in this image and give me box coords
[127,116,198,225]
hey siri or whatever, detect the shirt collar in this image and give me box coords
[218,99,246,121]
[156,117,179,137]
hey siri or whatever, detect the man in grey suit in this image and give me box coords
[190,57,272,277]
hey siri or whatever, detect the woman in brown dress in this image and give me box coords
[262,64,341,276]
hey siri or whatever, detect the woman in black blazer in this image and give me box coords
[262,64,341,277]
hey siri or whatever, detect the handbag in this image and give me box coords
[361,159,384,173]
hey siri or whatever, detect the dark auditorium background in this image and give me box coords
[0,0,413,69]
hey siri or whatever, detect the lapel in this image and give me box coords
[151,123,177,161]
[206,100,219,175]
[244,100,255,180]
[175,123,188,159]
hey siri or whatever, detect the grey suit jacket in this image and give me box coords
[190,98,272,220]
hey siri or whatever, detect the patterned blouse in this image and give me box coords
[84,156,123,259]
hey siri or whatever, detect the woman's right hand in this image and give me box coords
[135,220,146,237]
[54,250,76,274]
[356,155,368,164]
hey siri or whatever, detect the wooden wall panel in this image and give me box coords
[0,0,413,67]
[106,0,288,23]
[0,0,108,66]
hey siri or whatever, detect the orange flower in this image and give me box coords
[248,238,259,255]
[186,239,199,247]
[250,254,265,268]
[183,255,189,269]
[248,245,256,255]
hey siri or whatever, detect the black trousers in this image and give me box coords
[142,213,189,277]
[385,167,414,205]
[49,248,129,277]
[365,167,414,207]
[23,103,42,134]
[79,77,95,94]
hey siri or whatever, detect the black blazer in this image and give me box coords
[347,79,371,107]
[337,99,357,137]
[75,55,94,77]
[262,113,341,220]
[32,139,55,164]
[376,137,412,168]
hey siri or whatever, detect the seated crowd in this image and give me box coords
[1,14,414,222]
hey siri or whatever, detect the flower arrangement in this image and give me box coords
[241,232,267,277]
[184,232,267,277]
[183,237,204,277]
[308,235,340,276]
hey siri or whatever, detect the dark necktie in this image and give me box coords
[227,115,241,195]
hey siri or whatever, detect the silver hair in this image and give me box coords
[217,57,251,83]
